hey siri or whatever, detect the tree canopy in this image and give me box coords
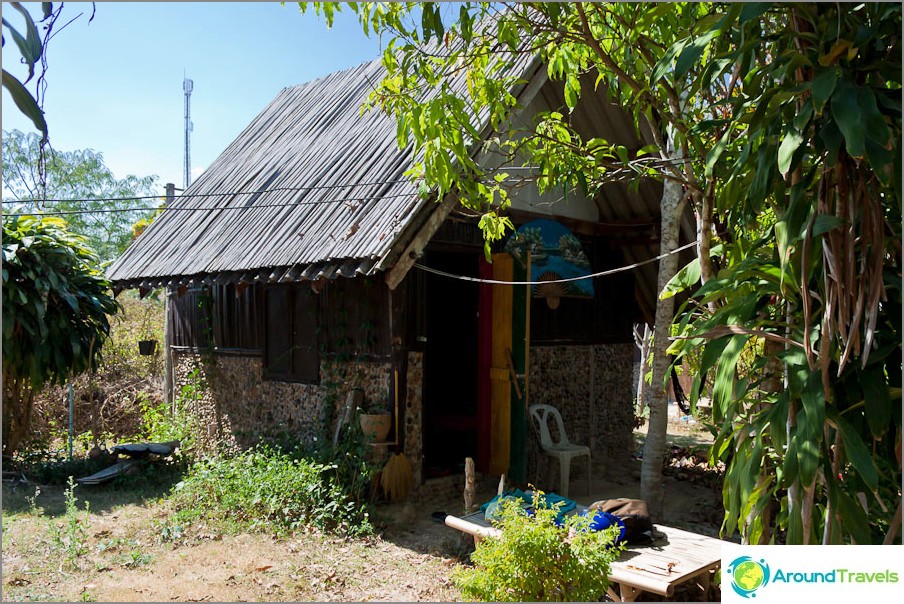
[2,213,119,454]
[301,2,901,544]
[2,129,160,263]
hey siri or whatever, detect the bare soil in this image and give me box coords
[2,422,723,602]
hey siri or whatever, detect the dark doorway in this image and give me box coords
[423,251,480,478]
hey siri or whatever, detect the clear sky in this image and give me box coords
[1,2,386,191]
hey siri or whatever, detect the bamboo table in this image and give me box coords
[444,510,726,602]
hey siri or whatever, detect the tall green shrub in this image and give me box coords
[2,213,119,454]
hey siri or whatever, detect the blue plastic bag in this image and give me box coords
[581,509,627,544]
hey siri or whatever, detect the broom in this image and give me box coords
[381,369,413,502]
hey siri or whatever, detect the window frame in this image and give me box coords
[263,285,320,384]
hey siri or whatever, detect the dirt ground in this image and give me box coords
[1,422,724,602]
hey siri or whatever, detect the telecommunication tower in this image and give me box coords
[183,77,194,189]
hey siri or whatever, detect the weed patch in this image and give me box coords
[47,478,91,569]
[167,445,374,538]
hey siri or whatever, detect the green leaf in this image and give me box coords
[783,436,800,487]
[810,214,843,237]
[650,39,686,86]
[777,128,804,175]
[866,138,894,187]
[834,490,872,544]
[705,128,732,178]
[859,364,892,438]
[739,3,771,24]
[857,85,892,149]
[675,29,721,79]
[1,69,47,140]
[810,67,839,116]
[818,120,843,166]
[835,414,879,492]
[712,335,749,415]
[796,432,820,488]
[831,79,866,158]
[3,3,42,81]
[661,257,700,299]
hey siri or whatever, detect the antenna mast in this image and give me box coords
[183,77,194,189]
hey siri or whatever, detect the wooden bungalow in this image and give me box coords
[107,55,695,491]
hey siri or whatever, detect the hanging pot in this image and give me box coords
[138,339,157,356]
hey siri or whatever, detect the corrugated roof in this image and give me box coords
[108,49,691,319]
[109,51,541,291]
[107,59,430,290]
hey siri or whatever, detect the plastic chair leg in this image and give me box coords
[559,458,570,498]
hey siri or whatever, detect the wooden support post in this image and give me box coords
[464,457,476,513]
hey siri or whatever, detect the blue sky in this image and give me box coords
[2,2,385,190]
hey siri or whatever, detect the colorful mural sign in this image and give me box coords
[504,219,594,308]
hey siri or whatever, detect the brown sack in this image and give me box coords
[588,498,655,544]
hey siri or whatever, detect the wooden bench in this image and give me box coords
[444,510,726,602]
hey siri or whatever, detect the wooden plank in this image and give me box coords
[489,253,513,476]
[476,258,494,473]
[384,193,458,290]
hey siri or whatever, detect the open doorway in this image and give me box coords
[422,251,480,478]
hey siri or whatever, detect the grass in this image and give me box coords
[166,444,375,538]
[0,480,463,602]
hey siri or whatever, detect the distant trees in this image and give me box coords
[2,129,160,263]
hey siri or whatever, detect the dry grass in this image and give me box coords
[1,480,464,602]
[1,437,727,603]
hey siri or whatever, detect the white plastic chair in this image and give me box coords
[529,404,591,498]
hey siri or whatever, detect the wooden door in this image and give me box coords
[477,253,513,477]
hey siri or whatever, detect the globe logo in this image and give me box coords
[727,556,771,598]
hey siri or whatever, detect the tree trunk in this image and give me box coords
[2,374,36,456]
[634,323,652,417]
[640,154,687,518]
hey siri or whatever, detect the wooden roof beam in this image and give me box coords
[384,193,459,290]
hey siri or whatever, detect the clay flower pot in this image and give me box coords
[359,413,391,443]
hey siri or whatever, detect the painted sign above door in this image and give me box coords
[504,219,595,309]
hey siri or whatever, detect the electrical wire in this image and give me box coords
[413,241,697,286]
[2,191,420,217]
[0,176,416,205]
[1,156,691,209]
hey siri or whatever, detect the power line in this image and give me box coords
[1,155,690,208]
[2,190,421,217]
[0,177,416,205]
[413,241,698,286]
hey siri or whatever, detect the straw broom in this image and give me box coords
[381,369,412,502]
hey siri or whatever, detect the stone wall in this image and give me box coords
[173,351,391,453]
[526,343,635,484]
[404,351,424,487]
[171,342,632,494]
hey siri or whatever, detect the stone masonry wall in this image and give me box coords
[173,351,391,454]
[171,343,629,495]
[404,351,424,487]
[526,343,635,486]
